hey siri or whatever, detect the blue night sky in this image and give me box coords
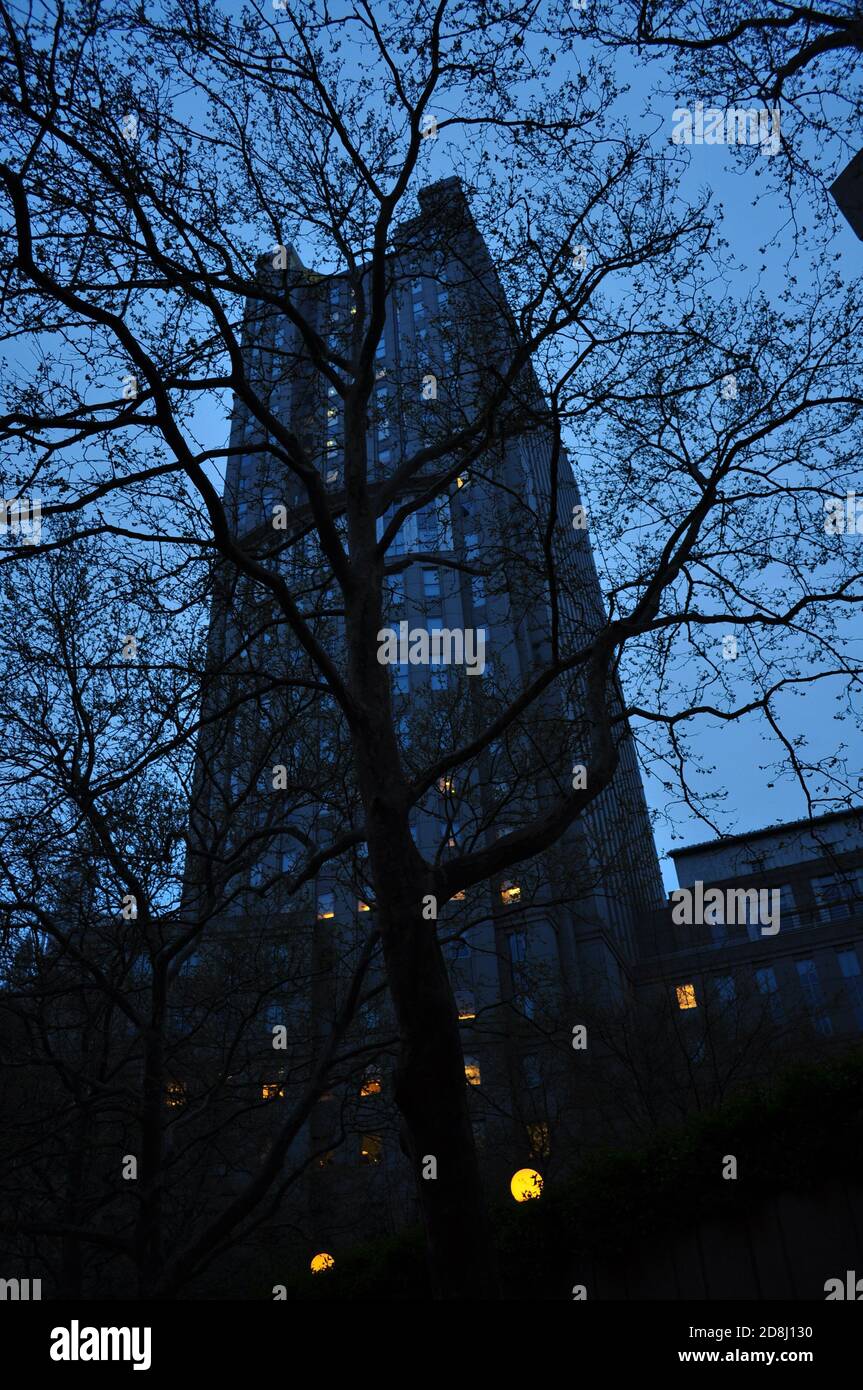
[400,21,863,891]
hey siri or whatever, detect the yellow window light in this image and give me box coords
[360,1134,383,1164]
[310,1252,335,1274]
[165,1080,186,1109]
[676,982,698,1010]
[527,1122,551,1158]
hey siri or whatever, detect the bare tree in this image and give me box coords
[586,1,863,217]
[1,0,861,1298]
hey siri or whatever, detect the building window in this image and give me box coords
[360,1069,382,1097]
[500,882,521,906]
[522,1054,542,1089]
[360,1133,383,1165]
[515,990,535,1021]
[527,1122,551,1159]
[262,1081,285,1101]
[464,1059,481,1086]
[713,975,736,1005]
[811,871,863,923]
[391,663,409,695]
[457,991,476,1021]
[754,966,784,1023]
[795,958,833,1036]
[317,1150,335,1170]
[837,948,863,1029]
[676,982,697,1010]
[357,899,371,913]
[316,890,335,920]
[165,1080,186,1108]
[509,931,527,962]
[360,1002,381,1030]
[384,577,405,608]
[422,566,441,602]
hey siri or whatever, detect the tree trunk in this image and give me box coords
[370,820,501,1299]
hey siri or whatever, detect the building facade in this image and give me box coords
[640,808,863,1047]
[179,177,672,1252]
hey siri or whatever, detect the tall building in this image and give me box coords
[183,179,667,1249]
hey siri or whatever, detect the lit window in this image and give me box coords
[358,899,371,912]
[317,891,335,919]
[464,1058,481,1086]
[262,1081,285,1101]
[451,889,466,901]
[310,1252,334,1274]
[165,1080,186,1108]
[360,1133,383,1165]
[500,882,521,906]
[438,775,455,794]
[456,473,469,489]
[527,1122,551,1158]
[360,1070,382,1097]
[457,991,476,1021]
[317,1150,335,1169]
[676,983,697,1010]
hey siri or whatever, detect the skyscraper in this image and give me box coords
[185,178,666,1246]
